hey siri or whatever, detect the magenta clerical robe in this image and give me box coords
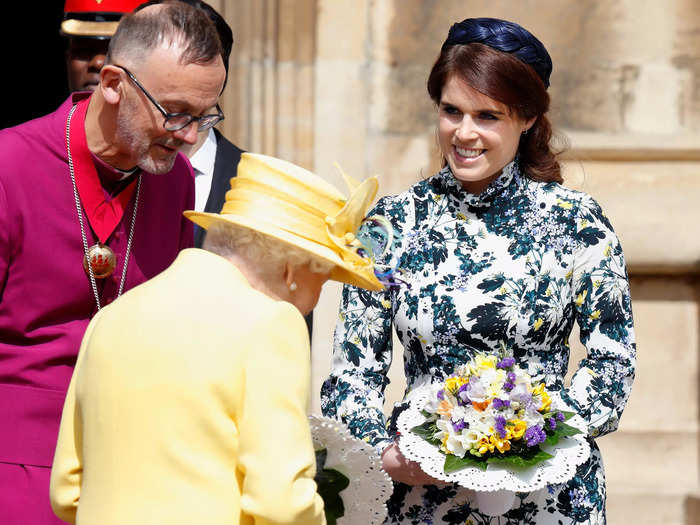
[0,93,194,523]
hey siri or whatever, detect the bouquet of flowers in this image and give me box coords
[314,448,349,525]
[410,349,581,474]
[396,346,591,515]
[309,415,392,525]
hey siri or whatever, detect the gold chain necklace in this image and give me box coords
[65,103,142,311]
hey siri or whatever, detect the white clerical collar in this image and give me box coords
[189,128,217,178]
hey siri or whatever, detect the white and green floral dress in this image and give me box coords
[321,162,636,524]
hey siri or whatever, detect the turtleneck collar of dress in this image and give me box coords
[436,159,522,209]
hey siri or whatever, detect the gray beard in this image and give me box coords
[115,112,180,175]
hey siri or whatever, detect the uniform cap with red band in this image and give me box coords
[61,0,144,38]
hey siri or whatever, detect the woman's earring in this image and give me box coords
[289,282,298,292]
[522,128,530,136]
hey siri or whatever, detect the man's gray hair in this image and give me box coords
[203,223,335,279]
[106,1,222,67]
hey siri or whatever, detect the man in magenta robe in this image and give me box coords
[0,4,226,523]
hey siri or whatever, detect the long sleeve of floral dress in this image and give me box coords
[562,195,636,438]
[320,196,399,455]
[321,163,636,455]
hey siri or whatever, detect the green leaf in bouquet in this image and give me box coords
[544,432,561,446]
[486,448,554,469]
[316,448,328,469]
[314,448,350,525]
[552,421,581,438]
[545,421,581,446]
[558,410,577,421]
[411,421,441,445]
[443,452,488,473]
[420,409,437,421]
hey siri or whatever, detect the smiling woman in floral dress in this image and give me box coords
[321,17,636,524]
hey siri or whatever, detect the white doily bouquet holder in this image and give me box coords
[309,415,392,525]
[397,390,591,516]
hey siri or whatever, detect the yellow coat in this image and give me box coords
[50,249,326,525]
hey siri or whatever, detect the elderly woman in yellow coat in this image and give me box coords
[49,153,384,525]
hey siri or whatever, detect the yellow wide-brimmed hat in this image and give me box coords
[184,153,384,292]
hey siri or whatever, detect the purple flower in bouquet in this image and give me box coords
[452,419,467,432]
[524,425,546,447]
[492,398,510,410]
[457,383,470,405]
[511,389,533,409]
[497,357,515,369]
[494,416,507,439]
[502,371,517,392]
[546,411,566,431]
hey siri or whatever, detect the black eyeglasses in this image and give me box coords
[114,65,224,132]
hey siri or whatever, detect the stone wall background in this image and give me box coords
[212,1,700,523]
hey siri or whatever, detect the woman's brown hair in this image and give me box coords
[427,43,563,184]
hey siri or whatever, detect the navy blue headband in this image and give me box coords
[442,17,553,88]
